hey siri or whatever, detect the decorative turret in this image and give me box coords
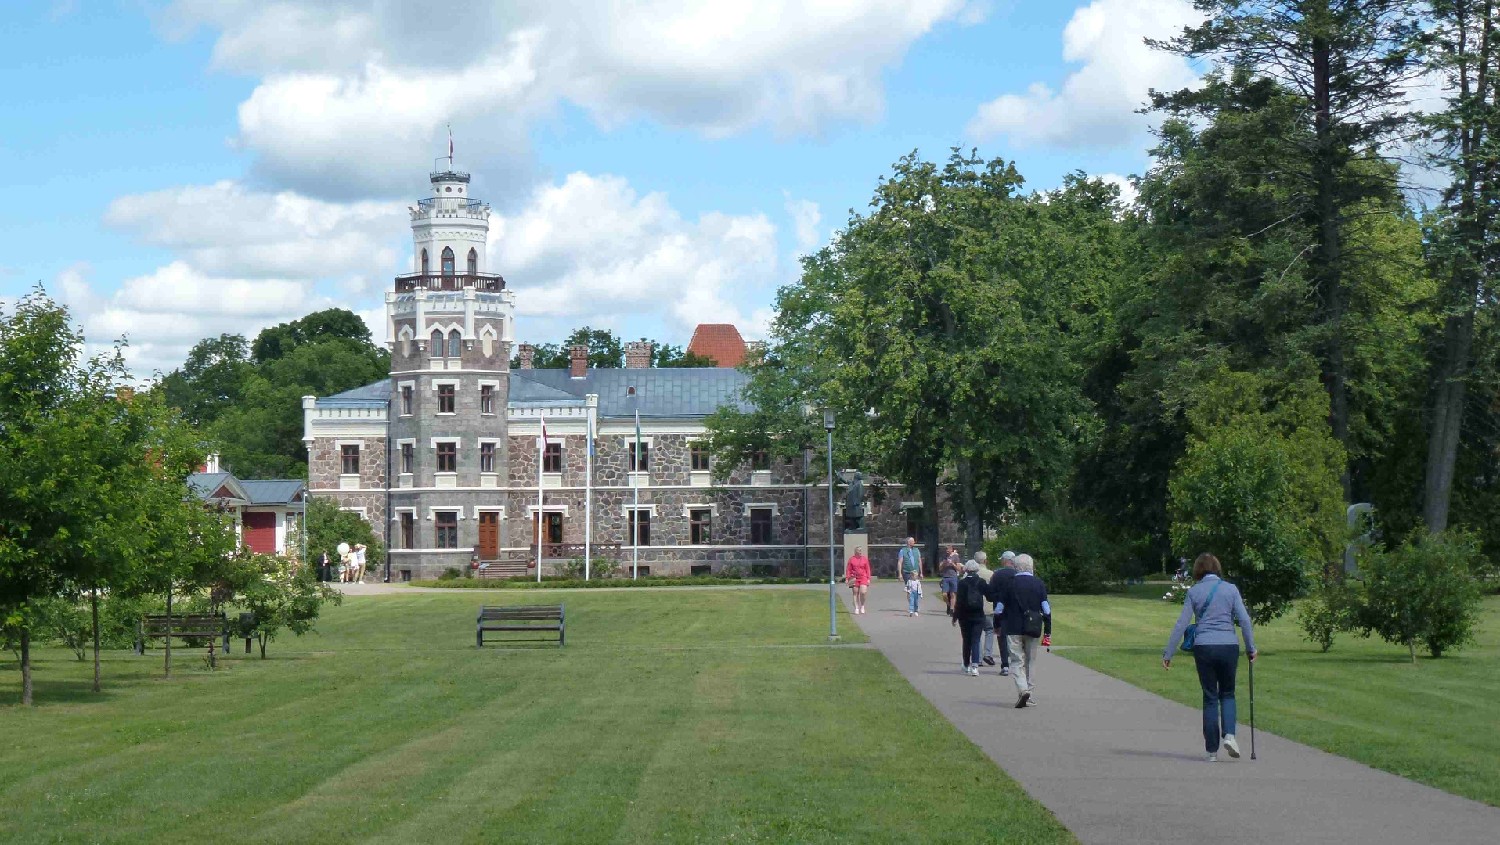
[398,168,503,293]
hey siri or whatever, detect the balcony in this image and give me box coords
[394,272,506,292]
[417,197,486,212]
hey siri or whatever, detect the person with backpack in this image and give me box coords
[1163,553,1258,762]
[993,554,1051,708]
[950,560,989,676]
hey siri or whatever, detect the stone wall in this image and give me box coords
[308,436,387,491]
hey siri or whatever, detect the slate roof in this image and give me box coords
[241,480,306,507]
[313,368,751,419]
[187,472,248,503]
[516,368,750,418]
[687,323,748,368]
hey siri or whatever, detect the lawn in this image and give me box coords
[0,588,1073,844]
[1050,590,1500,807]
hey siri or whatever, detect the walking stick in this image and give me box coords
[1248,653,1257,760]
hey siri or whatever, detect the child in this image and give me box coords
[905,572,923,617]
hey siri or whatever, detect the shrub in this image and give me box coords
[984,510,1112,594]
[438,567,463,581]
[1297,576,1362,653]
[1356,531,1488,661]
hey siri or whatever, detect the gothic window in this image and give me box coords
[421,249,429,274]
[441,247,455,276]
[431,329,444,355]
[467,248,478,274]
[447,329,461,358]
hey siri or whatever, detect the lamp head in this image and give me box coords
[822,409,835,431]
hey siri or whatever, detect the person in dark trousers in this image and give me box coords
[992,554,1051,708]
[987,551,1018,675]
[950,561,989,676]
[1163,552,1258,762]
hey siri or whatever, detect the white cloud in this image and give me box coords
[784,196,823,255]
[1097,172,1140,208]
[967,0,1202,148]
[163,0,982,198]
[493,172,780,334]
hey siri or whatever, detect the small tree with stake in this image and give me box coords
[231,553,341,658]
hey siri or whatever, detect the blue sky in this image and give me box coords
[0,1,1203,377]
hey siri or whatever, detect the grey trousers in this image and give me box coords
[981,613,995,659]
[1007,634,1040,697]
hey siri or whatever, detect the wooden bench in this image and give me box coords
[135,613,228,667]
[476,605,564,647]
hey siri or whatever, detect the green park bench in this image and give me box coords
[476,604,565,648]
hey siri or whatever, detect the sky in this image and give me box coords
[0,0,1209,379]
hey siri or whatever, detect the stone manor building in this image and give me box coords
[304,165,956,581]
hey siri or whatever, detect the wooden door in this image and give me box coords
[478,512,499,560]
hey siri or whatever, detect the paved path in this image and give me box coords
[845,580,1498,845]
[337,581,822,596]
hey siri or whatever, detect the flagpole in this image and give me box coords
[633,406,640,580]
[536,413,544,583]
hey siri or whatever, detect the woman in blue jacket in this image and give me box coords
[1163,553,1258,762]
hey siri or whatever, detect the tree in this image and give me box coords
[303,497,385,575]
[1420,0,1500,533]
[229,553,341,658]
[513,326,625,369]
[1168,368,1346,622]
[1151,1,1423,496]
[251,308,374,364]
[653,342,717,368]
[155,334,252,427]
[1356,531,1489,661]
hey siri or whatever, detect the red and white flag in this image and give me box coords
[537,415,549,449]
[448,125,454,160]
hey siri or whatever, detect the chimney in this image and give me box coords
[625,340,654,369]
[569,345,589,379]
[518,343,535,370]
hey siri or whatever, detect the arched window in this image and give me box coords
[431,329,444,356]
[448,330,462,358]
[441,247,455,276]
[467,248,478,274]
[420,249,429,275]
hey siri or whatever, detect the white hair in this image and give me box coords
[974,550,988,563]
[1014,553,1035,573]
[1001,550,1016,561]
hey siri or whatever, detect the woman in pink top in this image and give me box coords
[843,547,872,614]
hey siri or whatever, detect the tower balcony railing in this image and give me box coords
[394,272,506,292]
[417,197,487,212]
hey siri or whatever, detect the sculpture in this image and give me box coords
[842,470,866,532]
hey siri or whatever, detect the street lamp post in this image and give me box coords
[824,409,838,642]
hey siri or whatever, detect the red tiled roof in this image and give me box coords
[687,323,747,368]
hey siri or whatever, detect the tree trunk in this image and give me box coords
[91,587,101,694]
[259,634,268,659]
[954,454,984,555]
[164,589,172,680]
[1311,31,1352,500]
[1424,311,1477,532]
[921,482,940,577]
[20,628,32,706]
[1408,637,1417,665]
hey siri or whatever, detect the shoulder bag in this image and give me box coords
[1179,579,1223,652]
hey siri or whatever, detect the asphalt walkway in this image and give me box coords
[845,580,1499,845]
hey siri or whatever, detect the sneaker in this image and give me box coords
[999,667,1010,676]
[982,656,996,666]
[1221,734,1241,759]
[1207,754,1218,763]
[968,666,979,676]
[1024,698,1037,707]
[1015,691,1030,709]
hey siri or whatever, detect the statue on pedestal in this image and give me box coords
[842,470,866,532]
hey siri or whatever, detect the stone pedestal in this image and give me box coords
[842,532,868,578]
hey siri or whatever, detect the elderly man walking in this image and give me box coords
[897,537,922,583]
[994,553,1051,708]
[987,551,1018,675]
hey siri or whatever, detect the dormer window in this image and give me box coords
[441,247,455,276]
[467,248,478,274]
[421,249,429,274]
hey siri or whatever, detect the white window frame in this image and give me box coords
[681,503,719,518]
[742,502,780,516]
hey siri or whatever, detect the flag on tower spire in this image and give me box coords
[447,124,454,163]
